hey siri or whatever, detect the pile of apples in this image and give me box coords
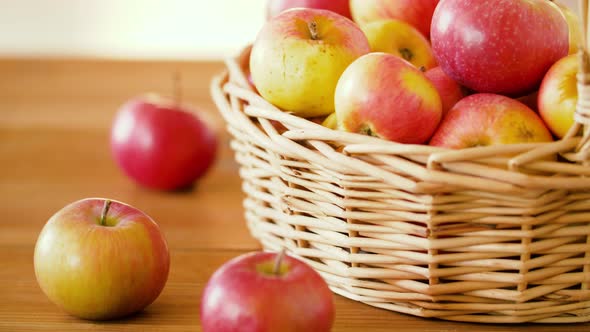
[251,0,582,148]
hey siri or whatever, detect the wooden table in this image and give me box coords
[0,59,586,331]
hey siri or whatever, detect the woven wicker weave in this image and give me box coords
[211,5,590,323]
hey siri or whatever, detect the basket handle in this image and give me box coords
[566,0,590,158]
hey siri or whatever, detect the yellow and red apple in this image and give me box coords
[431,0,569,96]
[335,52,442,144]
[429,93,553,148]
[538,53,578,138]
[424,66,466,116]
[250,8,370,118]
[361,19,437,70]
[34,198,170,320]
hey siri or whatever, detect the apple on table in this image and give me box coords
[34,198,170,320]
[267,0,352,20]
[111,93,217,191]
[335,52,442,144]
[200,251,335,332]
[431,0,568,96]
[250,8,370,118]
[429,93,553,149]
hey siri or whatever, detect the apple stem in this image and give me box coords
[308,21,319,40]
[100,200,112,226]
[399,48,414,62]
[273,248,286,276]
[173,70,182,106]
[360,126,377,137]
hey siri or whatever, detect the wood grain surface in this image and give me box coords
[0,58,586,331]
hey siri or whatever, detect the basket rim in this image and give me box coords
[224,45,588,152]
[210,46,590,192]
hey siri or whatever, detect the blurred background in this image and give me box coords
[0,0,267,60]
[0,0,578,60]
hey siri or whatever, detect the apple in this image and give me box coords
[350,0,439,38]
[250,8,370,118]
[34,198,170,320]
[554,0,583,55]
[267,0,352,20]
[429,93,553,149]
[200,251,334,332]
[538,53,578,138]
[321,112,338,129]
[424,66,466,116]
[335,52,442,144]
[361,19,437,70]
[431,0,569,96]
[111,94,217,191]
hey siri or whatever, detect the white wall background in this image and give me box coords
[0,0,580,60]
[0,0,267,60]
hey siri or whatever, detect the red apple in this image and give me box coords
[200,251,334,332]
[250,8,370,117]
[425,66,467,116]
[350,0,439,38]
[267,0,352,20]
[431,0,568,96]
[538,53,578,138]
[34,198,170,320]
[110,94,217,191]
[429,93,553,148]
[335,52,442,144]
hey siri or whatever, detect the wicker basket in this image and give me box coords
[211,7,590,323]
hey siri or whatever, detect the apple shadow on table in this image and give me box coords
[85,309,155,325]
[134,181,199,195]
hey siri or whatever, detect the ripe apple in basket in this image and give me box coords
[200,251,334,332]
[431,0,569,96]
[425,66,467,116]
[538,53,578,139]
[361,19,437,70]
[267,0,352,20]
[350,0,439,38]
[34,198,170,320]
[429,94,553,149]
[111,94,217,191]
[335,52,442,144]
[250,8,370,118]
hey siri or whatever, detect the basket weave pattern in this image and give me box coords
[211,41,590,323]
